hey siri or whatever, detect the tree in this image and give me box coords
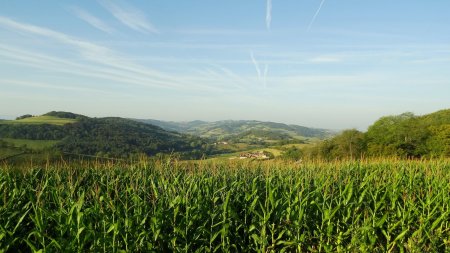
[16,114,33,120]
[333,129,366,159]
[365,113,417,157]
[427,124,450,157]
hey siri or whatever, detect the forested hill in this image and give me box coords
[56,117,205,157]
[136,119,332,140]
[299,109,450,160]
[0,113,206,158]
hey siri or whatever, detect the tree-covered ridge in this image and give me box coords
[0,112,207,159]
[0,124,66,140]
[57,117,205,158]
[43,111,87,119]
[301,109,450,160]
[138,119,332,141]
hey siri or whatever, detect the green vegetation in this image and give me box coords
[0,112,209,160]
[0,116,77,126]
[1,159,449,252]
[1,109,450,251]
[302,109,450,160]
[138,119,332,142]
[57,117,206,158]
[43,111,87,119]
[15,114,33,120]
[2,108,449,162]
[1,138,59,150]
[0,148,23,160]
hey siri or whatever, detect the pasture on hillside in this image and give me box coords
[0,116,77,126]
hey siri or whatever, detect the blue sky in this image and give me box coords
[1,0,449,129]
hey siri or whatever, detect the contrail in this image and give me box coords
[266,0,272,30]
[307,0,325,31]
[250,51,262,80]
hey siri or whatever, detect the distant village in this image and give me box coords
[238,151,271,159]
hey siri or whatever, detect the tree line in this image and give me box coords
[282,109,450,160]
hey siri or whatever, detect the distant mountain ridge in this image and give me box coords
[136,119,333,141]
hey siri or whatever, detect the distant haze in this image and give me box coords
[1,1,449,130]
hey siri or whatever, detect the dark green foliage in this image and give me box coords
[303,109,450,160]
[43,111,87,119]
[56,117,205,158]
[366,110,450,158]
[0,124,66,140]
[304,129,366,160]
[1,113,208,160]
[15,114,33,120]
[281,146,303,160]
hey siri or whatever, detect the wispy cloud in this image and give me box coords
[266,0,272,30]
[70,6,114,34]
[1,79,115,95]
[250,51,269,89]
[99,0,158,34]
[213,65,248,90]
[250,51,262,81]
[309,56,341,63]
[0,16,111,60]
[307,0,326,31]
[0,16,234,93]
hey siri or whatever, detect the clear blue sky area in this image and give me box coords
[1,0,449,129]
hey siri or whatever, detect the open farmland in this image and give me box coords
[1,159,449,252]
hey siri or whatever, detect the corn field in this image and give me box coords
[1,159,450,252]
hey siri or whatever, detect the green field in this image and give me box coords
[0,148,23,160]
[1,159,449,252]
[1,138,59,150]
[0,116,76,125]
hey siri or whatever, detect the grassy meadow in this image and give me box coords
[0,116,77,126]
[0,148,23,160]
[1,158,449,252]
[1,138,59,151]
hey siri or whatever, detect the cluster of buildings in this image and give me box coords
[239,151,270,159]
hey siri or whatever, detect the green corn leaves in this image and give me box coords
[0,159,449,252]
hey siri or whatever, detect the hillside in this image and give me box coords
[0,112,206,160]
[137,119,333,142]
[0,115,77,125]
[299,108,450,160]
[57,117,204,158]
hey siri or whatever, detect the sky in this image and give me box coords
[1,0,449,130]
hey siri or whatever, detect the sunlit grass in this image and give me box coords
[0,116,76,125]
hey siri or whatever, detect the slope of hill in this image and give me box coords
[301,108,450,160]
[0,115,77,125]
[0,112,206,159]
[137,119,333,142]
[137,119,208,133]
[43,111,88,120]
[57,117,204,157]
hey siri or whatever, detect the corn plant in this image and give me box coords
[0,159,449,252]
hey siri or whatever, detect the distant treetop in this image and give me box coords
[43,111,87,119]
[16,114,33,120]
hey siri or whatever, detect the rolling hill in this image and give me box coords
[137,119,334,142]
[56,117,204,158]
[0,112,206,160]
